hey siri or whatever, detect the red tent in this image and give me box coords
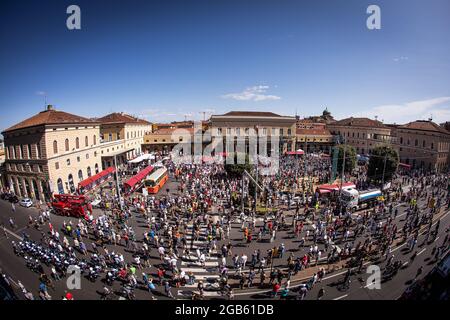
[285,150,304,156]
[124,166,154,191]
[399,163,412,169]
[317,182,355,194]
[78,167,115,190]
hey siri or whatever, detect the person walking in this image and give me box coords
[317,288,325,300]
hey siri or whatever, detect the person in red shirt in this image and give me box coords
[272,283,281,298]
[65,292,74,300]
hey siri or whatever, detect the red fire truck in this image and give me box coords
[50,194,92,219]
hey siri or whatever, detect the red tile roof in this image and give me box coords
[219,111,283,117]
[400,120,450,134]
[296,128,332,136]
[150,128,195,135]
[331,117,388,128]
[96,112,151,125]
[2,106,98,133]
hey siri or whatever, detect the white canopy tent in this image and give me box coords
[128,153,155,164]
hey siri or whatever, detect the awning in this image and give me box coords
[101,147,135,158]
[124,165,154,190]
[78,167,116,189]
[128,153,155,164]
[399,163,412,169]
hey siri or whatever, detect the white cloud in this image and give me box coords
[393,56,409,62]
[353,97,450,124]
[221,85,281,102]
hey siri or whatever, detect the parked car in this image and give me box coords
[19,198,33,208]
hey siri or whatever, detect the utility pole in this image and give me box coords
[303,139,308,202]
[113,154,123,210]
[339,137,346,200]
[242,177,245,214]
[381,153,387,188]
[254,126,259,215]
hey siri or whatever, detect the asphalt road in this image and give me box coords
[0,179,448,300]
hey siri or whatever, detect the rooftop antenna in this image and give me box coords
[200,111,207,121]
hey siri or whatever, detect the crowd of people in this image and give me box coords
[2,152,450,300]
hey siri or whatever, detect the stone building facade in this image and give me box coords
[2,105,103,200]
[96,112,152,168]
[327,117,393,155]
[391,120,450,172]
[210,111,297,155]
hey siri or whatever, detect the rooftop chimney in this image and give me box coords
[46,105,54,111]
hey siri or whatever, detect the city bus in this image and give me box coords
[144,167,168,194]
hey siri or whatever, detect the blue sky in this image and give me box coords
[1,0,449,135]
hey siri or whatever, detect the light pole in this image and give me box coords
[114,154,123,210]
[381,153,387,188]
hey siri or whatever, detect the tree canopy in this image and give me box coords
[367,144,399,184]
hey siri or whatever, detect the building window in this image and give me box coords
[67,159,71,166]
[288,129,292,136]
[400,137,403,144]
[431,143,434,150]
[227,128,231,135]
[94,151,97,157]
[87,167,92,177]
[117,132,121,140]
[93,135,97,145]
[57,178,64,194]
[20,145,24,158]
[55,162,59,170]
[75,137,80,149]
[53,141,58,154]
[27,144,32,158]
[86,153,89,159]
[236,128,240,135]
[78,170,83,182]
[95,163,99,174]
[9,146,15,159]
[280,129,284,136]
[245,128,249,135]
[65,139,70,151]
[85,136,89,147]
[39,165,43,172]
[68,174,75,193]
[217,128,222,135]
[77,156,80,162]
[36,143,41,159]
[415,139,418,146]
[109,133,112,141]
[422,140,426,148]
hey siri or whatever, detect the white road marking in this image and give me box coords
[181,267,213,273]
[417,248,427,256]
[333,294,348,300]
[181,261,218,267]
[2,227,23,241]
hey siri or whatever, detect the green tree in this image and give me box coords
[224,153,253,177]
[368,145,399,184]
[336,145,357,174]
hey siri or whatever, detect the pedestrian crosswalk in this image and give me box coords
[177,223,223,298]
